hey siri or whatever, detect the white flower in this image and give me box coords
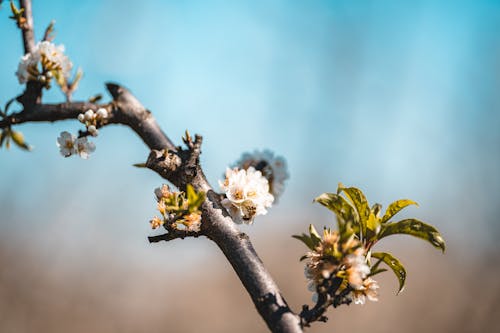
[56,131,76,157]
[75,137,95,159]
[219,167,274,224]
[87,125,98,137]
[15,41,72,84]
[352,278,379,305]
[96,108,108,120]
[37,41,72,78]
[84,109,95,121]
[77,113,85,123]
[233,150,289,200]
[16,52,40,84]
[344,248,371,290]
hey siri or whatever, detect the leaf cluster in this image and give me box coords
[297,183,445,293]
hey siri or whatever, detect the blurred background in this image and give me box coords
[1,0,499,332]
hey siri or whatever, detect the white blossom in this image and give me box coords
[75,137,96,159]
[96,108,108,119]
[84,109,95,121]
[87,125,98,137]
[37,41,72,78]
[16,52,40,84]
[219,167,274,224]
[345,248,371,290]
[56,131,76,157]
[77,113,85,123]
[234,150,289,200]
[16,41,72,84]
[352,278,380,305]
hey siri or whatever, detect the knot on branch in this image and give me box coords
[146,132,205,189]
[146,149,182,178]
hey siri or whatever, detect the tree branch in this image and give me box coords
[4,1,304,331]
[19,0,35,54]
[3,83,303,332]
[17,0,42,107]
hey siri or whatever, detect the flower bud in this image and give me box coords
[84,109,95,121]
[88,125,98,137]
[96,108,108,119]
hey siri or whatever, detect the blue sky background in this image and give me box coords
[1,0,499,263]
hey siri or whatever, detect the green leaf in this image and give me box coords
[382,199,418,223]
[292,234,316,251]
[338,185,370,237]
[309,224,322,245]
[314,192,356,233]
[69,68,83,92]
[371,252,407,294]
[366,212,381,236]
[186,184,205,212]
[369,267,388,277]
[379,218,446,252]
[11,130,31,151]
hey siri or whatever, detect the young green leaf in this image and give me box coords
[378,218,446,252]
[365,212,381,238]
[314,192,355,232]
[186,184,205,212]
[338,185,370,237]
[11,130,31,151]
[308,224,322,246]
[292,234,316,251]
[381,199,418,223]
[371,252,407,293]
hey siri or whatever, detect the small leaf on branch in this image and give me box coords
[9,1,26,28]
[338,184,370,237]
[88,94,102,103]
[11,130,31,151]
[378,218,446,252]
[314,192,355,233]
[371,252,407,293]
[68,68,83,93]
[43,20,56,41]
[292,233,316,251]
[381,199,418,223]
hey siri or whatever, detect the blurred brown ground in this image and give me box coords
[1,228,498,333]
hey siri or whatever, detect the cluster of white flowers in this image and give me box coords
[16,41,72,84]
[344,248,371,289]
[56,131,95,159]
[219,167,274,224]
[233,150,289,200]
[344,248,379,304]
[352,277,380,305]
[77,108,108,137]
